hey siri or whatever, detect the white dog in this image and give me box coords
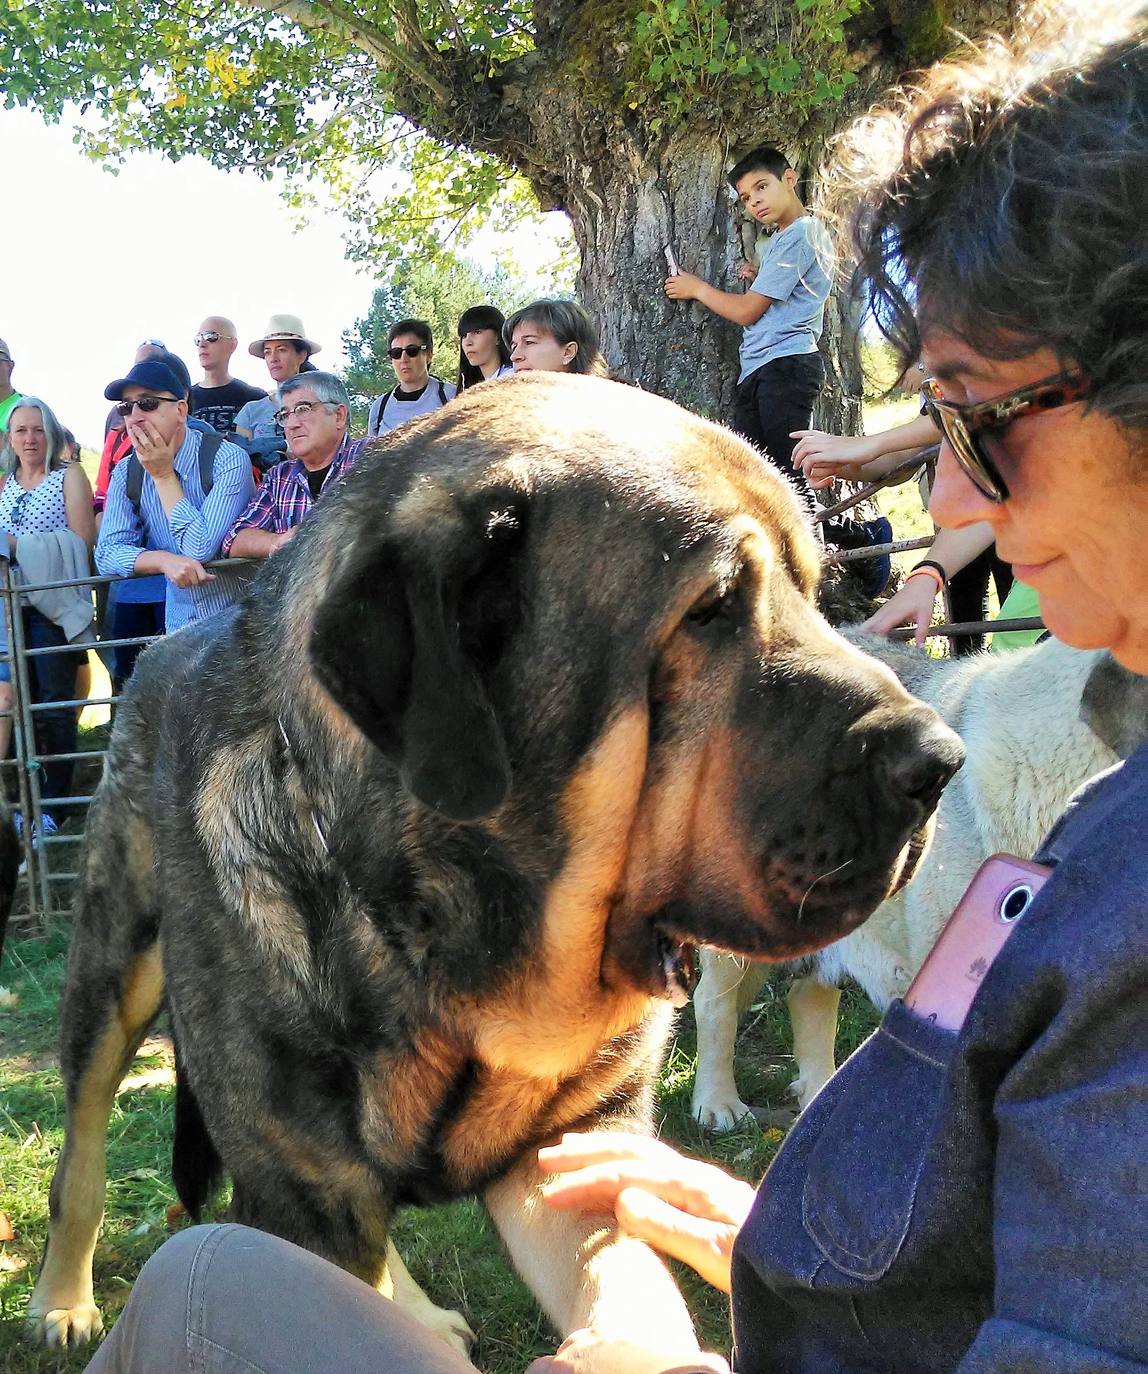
[692,635,1147,1129]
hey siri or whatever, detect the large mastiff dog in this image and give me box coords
[31,375,960,1351]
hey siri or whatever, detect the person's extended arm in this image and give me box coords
[537,1131,756,1294]
[862,522,995,643]
[63,463,96,550]
[664,272,772,327]
[131,434,255,564]
[222,468,297,560]
[791,413,939,489]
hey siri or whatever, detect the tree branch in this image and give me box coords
[233,0,454,103]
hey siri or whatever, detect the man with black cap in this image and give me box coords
[95,356,256,632]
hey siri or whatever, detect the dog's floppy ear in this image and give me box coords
[1080,651,1148,759]
[309,483,526,822]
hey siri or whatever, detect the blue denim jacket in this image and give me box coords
[730,747,1148,1372]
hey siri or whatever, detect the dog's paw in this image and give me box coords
[28,1301,104,1348]
[425,1304,476,1357]
[790,1070,831,1112]
[691,1089,757,1133]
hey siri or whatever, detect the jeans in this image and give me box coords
[85,1225,478,1374]
[25,607,78,807]
[731,352,826,518]
[108,595,165,695]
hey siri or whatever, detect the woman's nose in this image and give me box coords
[928,438,999,531]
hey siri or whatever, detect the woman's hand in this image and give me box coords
[537,1132,756,1294]
[861,573,939,645]
[526,1329,729,1374]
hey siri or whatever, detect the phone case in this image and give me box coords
[904,854,1051,1030]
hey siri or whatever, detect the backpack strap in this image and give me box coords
[436,377,448,406]
[124,429,224,514]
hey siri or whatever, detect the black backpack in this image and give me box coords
[124,430,224,512]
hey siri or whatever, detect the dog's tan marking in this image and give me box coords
[29,944,164,1347]
[464,706,653,1078]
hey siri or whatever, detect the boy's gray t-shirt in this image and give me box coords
[738,215,834,382]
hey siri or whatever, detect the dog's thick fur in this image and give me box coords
[31,375,961,1351]
[693,633,1148,1129]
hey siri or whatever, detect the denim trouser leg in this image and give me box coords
[84,1225,479,1374]
[25,608,78,807]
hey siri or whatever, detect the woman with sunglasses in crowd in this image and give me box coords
[456,305,514,390]
[0,398,94,843]
[504,299,609,377]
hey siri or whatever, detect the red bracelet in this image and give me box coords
[904,563,945,593]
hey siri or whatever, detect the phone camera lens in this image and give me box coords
[1000,884,1033,922]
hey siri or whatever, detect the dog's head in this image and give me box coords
[293,374,962,998]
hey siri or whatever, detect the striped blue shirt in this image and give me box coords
[95,425,256,631]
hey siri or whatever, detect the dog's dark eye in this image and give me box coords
[686,585,739,629]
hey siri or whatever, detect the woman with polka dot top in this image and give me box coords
[0,398,94,836]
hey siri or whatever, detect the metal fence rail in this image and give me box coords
[0,560,253,919]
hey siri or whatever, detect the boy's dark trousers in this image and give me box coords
[731,351,825,518]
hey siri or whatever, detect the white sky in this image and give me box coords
[0,106,567,448]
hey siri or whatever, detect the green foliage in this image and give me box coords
[859,334,909,401]
[626,0,863,132]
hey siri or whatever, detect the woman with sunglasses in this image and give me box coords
[0,398,94,842]
[527,10,1148,1374]
[456,305,514,390]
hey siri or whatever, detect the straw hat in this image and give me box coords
[248,314,322,358]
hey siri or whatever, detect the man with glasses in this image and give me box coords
[366,319,456,438]
[0,337,24,433]
[96,358,255,631]
[224,373,366,560]
[189,317,266,436]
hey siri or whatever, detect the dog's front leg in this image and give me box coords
[381,1239,477,1359]
[485,1153,698,1352]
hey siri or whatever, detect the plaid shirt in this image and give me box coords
[222,433,367,555]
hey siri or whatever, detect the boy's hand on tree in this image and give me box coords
[737,260,757,283]
[665,272,702,301]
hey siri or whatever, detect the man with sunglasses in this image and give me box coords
[366,319,456,438]
[189,317,266,436]
[95,358,255,631]
[223,372,366,560]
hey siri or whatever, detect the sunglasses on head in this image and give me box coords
[389,344,428,360]
[921,368,1091,502]
[195,330,233,346]
[115,395,182,418]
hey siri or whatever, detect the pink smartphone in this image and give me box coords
[905,854,1051,1030]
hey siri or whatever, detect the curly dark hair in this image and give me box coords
[828,4,1148,432]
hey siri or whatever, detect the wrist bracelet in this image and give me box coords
[905,560,946,593]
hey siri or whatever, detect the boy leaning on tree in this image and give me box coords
[665,145,890,592]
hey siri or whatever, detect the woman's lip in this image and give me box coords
[1010,557,1059,582]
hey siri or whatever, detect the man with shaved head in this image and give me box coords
[189,316,266,435]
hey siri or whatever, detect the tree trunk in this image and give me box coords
[566,130,747,420]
